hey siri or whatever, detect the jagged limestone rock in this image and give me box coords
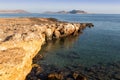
[0,18,93,80]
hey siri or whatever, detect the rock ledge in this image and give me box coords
[0,18,93,80]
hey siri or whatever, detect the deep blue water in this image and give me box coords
[1,13,120,67]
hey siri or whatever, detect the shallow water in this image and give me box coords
[1,14,120,68]
[36,14,120,67]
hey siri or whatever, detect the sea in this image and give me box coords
[1,13,120,68]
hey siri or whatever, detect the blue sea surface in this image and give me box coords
[1,13,120,67]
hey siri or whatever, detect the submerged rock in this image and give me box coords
[113,72,120,79]
[48,72,64,80]
[26,61,120,80]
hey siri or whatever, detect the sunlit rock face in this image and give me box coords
[0,18,93,80]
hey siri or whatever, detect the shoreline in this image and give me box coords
[0,18,93,80]
[27,60,120,80]
[27,36,120,80]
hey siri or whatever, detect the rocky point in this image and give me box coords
[0,18,93,80]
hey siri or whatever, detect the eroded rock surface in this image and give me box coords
[0,18,93,80]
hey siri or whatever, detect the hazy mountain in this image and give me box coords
[56,11,68,14]
[69,10,87,14]
[0,10,29,14]
[44,10,87,14]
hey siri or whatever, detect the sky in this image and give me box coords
[0,0,120,14]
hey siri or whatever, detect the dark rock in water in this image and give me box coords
[73,71,80,79]
[48,72,64,80]
[29,76,38,80]
[35,67,43,76]
[26,60,120,80]
[86,23,94,28]
[66,78,74,80]
[113,72,120,79]
[47,18,58,22]
[26,64,44,80]
[76,75,87,80]
[73,71,87,80]
[33,54,44,63]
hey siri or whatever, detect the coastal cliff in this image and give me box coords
[0,18,93,80]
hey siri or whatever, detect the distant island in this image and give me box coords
[0,9,88,14]
[0,10,29,14]
[44,10,87,14]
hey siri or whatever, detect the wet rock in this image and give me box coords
[33,54,43,63]
[26,64,44,80]
[66,78,74,80]
[48,18,58,22]
[73,72,79,79]
[86,23,94,28]
[35,67,43,76]
[29,76,38,80]
[76,75,87,80]
[48,72,64,80]
[73,72,87,80]
[27,61,120,80]
[113,72,120,79]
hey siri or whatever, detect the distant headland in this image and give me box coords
[0,9,88,14]
[0,10,29,14]
[44,9,87,14]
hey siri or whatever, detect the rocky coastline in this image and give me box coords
[0,18,93,80]
[26,34,120,80]
[26,61,120,80]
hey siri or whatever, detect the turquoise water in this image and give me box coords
[1,14,120,67]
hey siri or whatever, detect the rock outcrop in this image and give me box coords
[0,18,93,80]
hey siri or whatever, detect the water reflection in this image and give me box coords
[42,33,82,53]
[33,33,83,67]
